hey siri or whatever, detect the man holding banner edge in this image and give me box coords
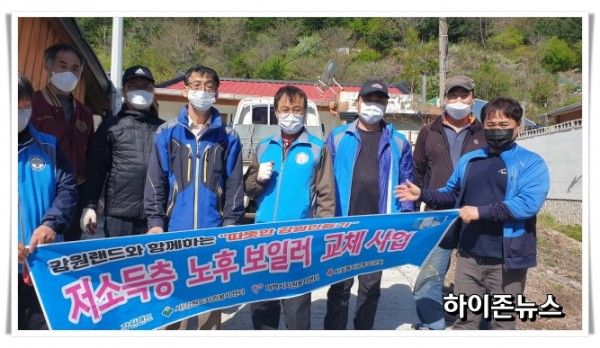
[397,97,550,330]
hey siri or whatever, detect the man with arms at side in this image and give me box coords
[324,80,414,330]
[80,65,164,237]
[411,75,486,330]
[144,65,245,330]
[30,43,93,242]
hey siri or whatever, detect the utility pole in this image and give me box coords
[439,17,448,106]
[110,17,124,115]
[420,70,429,103]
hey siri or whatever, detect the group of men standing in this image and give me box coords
[17,43,549,331]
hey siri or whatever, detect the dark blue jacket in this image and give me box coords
[144,106,244,232]
[421,143,550,269]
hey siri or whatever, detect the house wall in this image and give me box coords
[517,120,583,225]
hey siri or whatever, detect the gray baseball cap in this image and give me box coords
[444,75,475,95]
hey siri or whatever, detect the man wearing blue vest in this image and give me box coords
[17,72,78,330]
[324,80,414,330]
[244,85,336,329]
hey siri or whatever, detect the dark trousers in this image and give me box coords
[452,251,528,330]
[324,271,382,330]
[104,215,148,238]
[18,275,48,330]
[64,184,84,241]
[251,293,311,329]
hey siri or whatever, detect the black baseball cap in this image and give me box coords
[444,75,475,95]
[122,65,155,85]
[358,80,390,98]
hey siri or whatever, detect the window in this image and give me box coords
[252,106,276,125]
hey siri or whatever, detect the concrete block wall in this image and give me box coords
[518,120,583,226]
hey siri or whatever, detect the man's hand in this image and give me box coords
[147,226,165,234]
[257,161,274,183]
[28,225,57,254]
[394,179,421,202]
[459,206,480,224]
[97,198,105,216]
[80,208,97,235]
[18,243,29,264]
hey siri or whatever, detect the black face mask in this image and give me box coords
[484,128,515,151]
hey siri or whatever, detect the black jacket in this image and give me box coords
[412,114,486,249]
[413,114,486,196]
[82,105,164,219]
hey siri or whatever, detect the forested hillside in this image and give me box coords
[76,17,582,120]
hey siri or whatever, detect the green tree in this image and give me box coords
[489,25,524,50]
[287,35,322,59]
[352,49,381,63]
[253,55,287,80]
[364,18,397,53]
[573,40,583,70]
[534,17,582,44]
[398,27,428,93]
[75,17,112,69]
[471,61,513,101]
[302,17,351,34]
[541,37,578,73]
[447,18,484,43]
[530,75,557,107]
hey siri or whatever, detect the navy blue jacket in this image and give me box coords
[144,106,244,232]
[421,144,550,269]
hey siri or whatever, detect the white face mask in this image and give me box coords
[18,108,32,133]
[278,113,304,135]
[358,102,385,125]
[126,90,154,110]
[445,102,472,120]
[50,71,79,93]
[187,90,216,111]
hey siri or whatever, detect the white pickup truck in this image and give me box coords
[231,97,324,217]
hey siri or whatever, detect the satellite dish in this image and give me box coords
[322,59,336,83]
[317,59,343,93]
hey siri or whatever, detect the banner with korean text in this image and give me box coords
[27,210,459,330]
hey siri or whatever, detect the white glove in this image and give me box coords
[80,208,97,235]
[257,162,274,182]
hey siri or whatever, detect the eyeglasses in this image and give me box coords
[187,81,216,93]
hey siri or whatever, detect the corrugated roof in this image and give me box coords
[160,77,403,104]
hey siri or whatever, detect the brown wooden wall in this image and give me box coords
[554,110,582,124]
[18,17,86,102]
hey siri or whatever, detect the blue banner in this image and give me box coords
[27,210,458,330]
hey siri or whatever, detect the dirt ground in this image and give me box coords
[444,224,582,330]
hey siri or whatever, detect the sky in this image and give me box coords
[0,1,597,346]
